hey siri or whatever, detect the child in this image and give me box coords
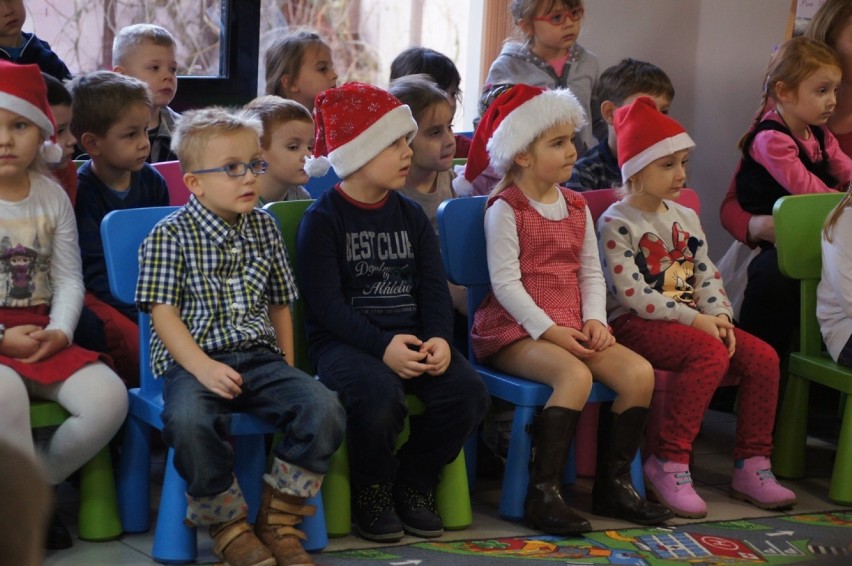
[136,106,345,566]
[598,96,797,519]
[244,95,312,203]
[296,82,488,543]
[470,84,670,534]
[0,0,71,80]
[567,58,674,192]
[0,60,127,550]
[731,36,852,361]
[264,29,337,113]
[69,70,169,321]
[389,46,470,157]
[735,36,852,215]
[112,23,180,163]
[42,73,78,203]
[818,186,852,366]
[482,0,603,156]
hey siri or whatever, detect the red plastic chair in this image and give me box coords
[151,160,191,206]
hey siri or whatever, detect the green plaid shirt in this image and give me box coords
[136,197,298,375]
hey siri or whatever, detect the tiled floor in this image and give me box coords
[44,409,843,565]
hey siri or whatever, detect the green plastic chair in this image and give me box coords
[30,400,122,541]
[772,192,852,504]
[263,200,473,537]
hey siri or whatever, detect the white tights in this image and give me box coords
[0,362,127,485]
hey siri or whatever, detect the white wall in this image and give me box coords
[579,0,790,258]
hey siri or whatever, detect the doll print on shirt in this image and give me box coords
[633,222,701,308]
[1,223,51,307]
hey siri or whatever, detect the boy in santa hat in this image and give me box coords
[597,96,796,519]
[296,82,488,543]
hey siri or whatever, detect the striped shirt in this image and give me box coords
[136,197,298,375]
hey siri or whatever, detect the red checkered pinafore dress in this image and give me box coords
[471,185,588,361]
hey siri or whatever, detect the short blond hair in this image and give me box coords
[113,23,176,67]
[171,107,263,173]
[244,95,313,149]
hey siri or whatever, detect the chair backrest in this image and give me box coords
[263,200,315,374]
[774,192,845,355]
[151,160,191,206]
[102,206,179,394]
[304,169,341,199]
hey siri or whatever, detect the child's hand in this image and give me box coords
[19,329,69,363]
[691,313,734,342]
[382,334,430,379]
[542,325,596,358]
[717,315,737,358]
[581,320,616,351]
[194,359,244,400]
[421,337,451,376]
[0,324,43,359]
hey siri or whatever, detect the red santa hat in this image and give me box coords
[453,84,587,195]
[0,60,62,164]
[305,82,417,179]
[615,95,695,184]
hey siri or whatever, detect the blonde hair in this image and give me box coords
[805,0,852,50]
[171,107,263,173]
[264,29,328,98]
[112,24,176,67]
[824,182,852,242]
[510,0,583,46]
[738,36,841,150]
[244,95,313,149]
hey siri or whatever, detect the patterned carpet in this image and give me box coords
[318,511,852,565]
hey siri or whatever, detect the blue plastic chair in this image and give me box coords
[436,195,645,520]
[102,207,327,564]
[304,169,341,199]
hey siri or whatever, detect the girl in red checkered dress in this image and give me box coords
[468,85,671,535]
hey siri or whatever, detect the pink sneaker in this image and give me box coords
[643,455,707,518]
[731,456,797,510]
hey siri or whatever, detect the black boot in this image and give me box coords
[524,407,591,535]
[592,406,673,525]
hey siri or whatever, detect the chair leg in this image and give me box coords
[828,394,852,505]
[463,431,478,493]
[321,439,351,537]
[301,492,328,551]
[117,415,152,533]
[233,435,267,523]
[499,404,535,520]
[436,449,472,530]
[772,375,810,479]
[77,446,122,541]
[152,448,197,564]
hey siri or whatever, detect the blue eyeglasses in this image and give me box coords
[190,159,269,177]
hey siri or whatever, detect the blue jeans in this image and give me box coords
[161,348,346,498]
[316,342,488,491]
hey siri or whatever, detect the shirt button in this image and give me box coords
[232,303,240,310]
[231,248,239,254]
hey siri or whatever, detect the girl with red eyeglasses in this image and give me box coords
[481,0,603,158]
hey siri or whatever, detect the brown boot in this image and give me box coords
[254,483,315,566]
[209,518,275,566]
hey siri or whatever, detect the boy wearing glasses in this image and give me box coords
[481,0,603,156]
[71,71,170,321]
[136,107,345,566]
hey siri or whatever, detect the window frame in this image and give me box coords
[170,0,260,111]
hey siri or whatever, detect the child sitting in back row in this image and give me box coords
[136,106,345,566]
[112,23,180,163]
[244,95,312,203]
[264,29,338,113]
[297,82,488,543]
[567,58,674,192]
[0,0,71,80]
[598,96,796,519]
[70,71,169,321]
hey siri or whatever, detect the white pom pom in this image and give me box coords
[452,168,474,196]
[304,155,331,178]
[41,142,63,165]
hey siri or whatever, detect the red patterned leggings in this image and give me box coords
[612,314,779,464]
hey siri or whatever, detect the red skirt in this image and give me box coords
[0,306,107,384]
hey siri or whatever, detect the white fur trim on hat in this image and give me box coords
[620,132,695,184]
[0,91,54,140]
[486,89,587,175]
[326,104,417,179]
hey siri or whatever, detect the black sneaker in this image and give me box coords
[393,482,443,538]
[45,510,73,550]
[353,483,404,542]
